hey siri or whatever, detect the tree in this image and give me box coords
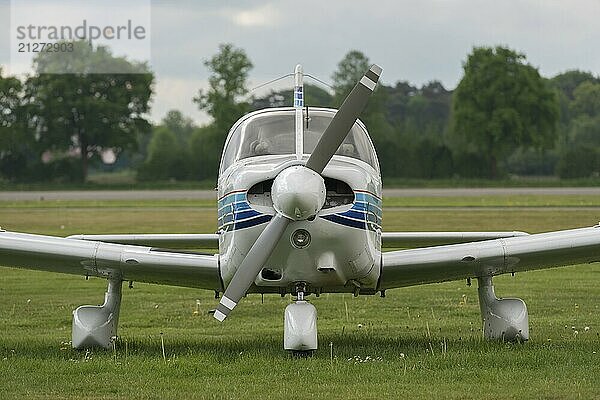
[137,128,188,181]
[553,80,600,178]
[451,46,559,178]
[161,110,196,145]
[137,110,196,181]
[331,50,395,174]
[332,51,371,105]
[568,81,600,148]
[25,41,154,181]
[556,146,598,178]
[381,81,417,127]
[551,70,598,101]
[0,68,32,181]
[331,51,389,128]
[189,124,221,181]
[571,81,600,118]
[193,43,253,133]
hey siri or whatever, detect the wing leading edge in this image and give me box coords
[380,225,600,289]
[66,233,219,249]
[382,231,529,248]
[0,231,221,290]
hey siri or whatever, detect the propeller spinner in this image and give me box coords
[214,64,382,322]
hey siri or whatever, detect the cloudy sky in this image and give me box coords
[1,0,599,125]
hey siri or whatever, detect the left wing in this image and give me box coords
[380,225,600,289]
[0,230,221,290]
[382,231,528,248]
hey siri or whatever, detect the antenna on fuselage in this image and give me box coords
[294,64,304,160]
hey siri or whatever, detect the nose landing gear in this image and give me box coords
[284,283,317,356]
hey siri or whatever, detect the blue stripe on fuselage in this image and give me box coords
[320,191,382,231]
[218,190,382,232]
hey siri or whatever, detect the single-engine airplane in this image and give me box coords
[1,64,599,353]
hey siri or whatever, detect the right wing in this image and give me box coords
[66,233,219,249]
[0,230,221,290]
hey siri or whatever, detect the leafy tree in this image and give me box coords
[0,68,33,181]
[331,50,389,129]
[332,50,371,105]
[332,51,373,113]
[161,110,196,145]
[451,46,559,178]
[193,43,253,133]
[381,81,417,128]
[189,124,222,180]
[551,70,598,101]
[137,110,196,181]
[414,138,454,178]
[556,146,598,178]
[570,81,600,117]
[137,128,187,181]
[568,91,600,149]
[25,41,154,181]
[331,50,395,175]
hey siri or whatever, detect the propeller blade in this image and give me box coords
[214,213,290,321]
[305,64,382,174]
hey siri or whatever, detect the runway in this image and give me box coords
[1,187,599,201]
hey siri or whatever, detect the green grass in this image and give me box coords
[1,197,599,399]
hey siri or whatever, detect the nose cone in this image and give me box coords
[272,166,326,221]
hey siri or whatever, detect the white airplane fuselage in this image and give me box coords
[216,107,383,296]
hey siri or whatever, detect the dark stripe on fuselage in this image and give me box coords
[319,190,382,231]
[218,190,382,232]
[233,214,272,230]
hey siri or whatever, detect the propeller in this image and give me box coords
[214,64,382,322]
[306,64,383,174]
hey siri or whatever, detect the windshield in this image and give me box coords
[303,112,378,169]
[220,108,379,172]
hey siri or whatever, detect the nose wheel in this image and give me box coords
[284,283,317,356]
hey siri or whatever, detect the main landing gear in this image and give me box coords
[72,278,123,349]
[67,276,528,351]
[284,283,317,356]
[477,275,529,341]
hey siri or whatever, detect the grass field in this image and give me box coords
[0,195,599,399]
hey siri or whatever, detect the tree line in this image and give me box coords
[1,42,599,183]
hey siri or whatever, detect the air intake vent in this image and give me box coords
[247,178,354,209]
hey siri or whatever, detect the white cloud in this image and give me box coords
[229,3,282,28]
[151,76,211,125]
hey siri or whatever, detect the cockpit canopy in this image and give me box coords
[220,108,379,173]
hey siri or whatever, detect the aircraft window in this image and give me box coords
[303,112,378,170]
[221,111,295,172]
[220,109,379,173]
